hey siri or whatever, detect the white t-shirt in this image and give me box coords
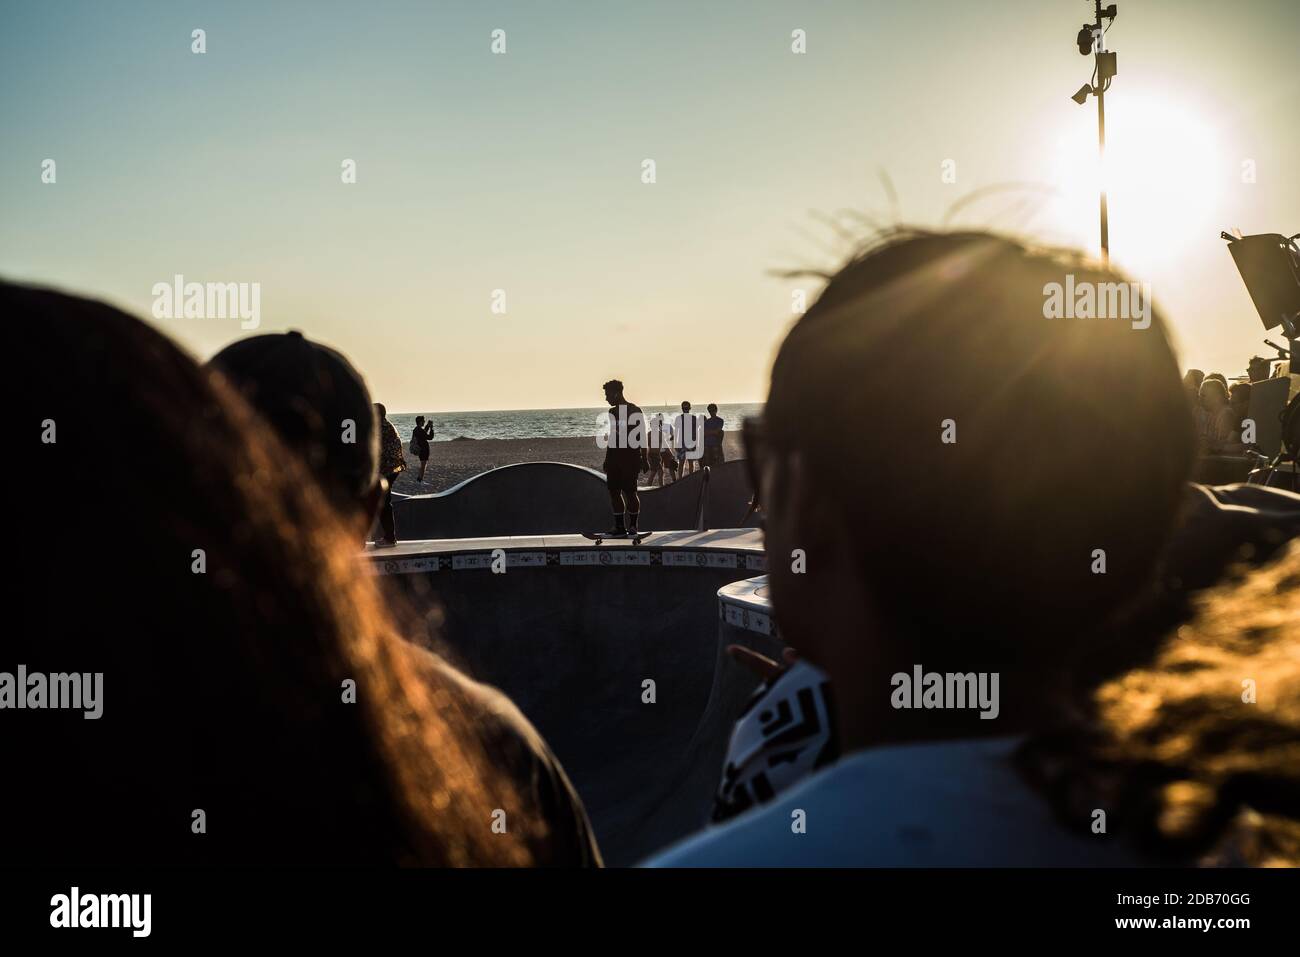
[642,736,1143,867]
[672,413,701,451]
[649,416,672,451]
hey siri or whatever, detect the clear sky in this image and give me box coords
[3,0,1297,411]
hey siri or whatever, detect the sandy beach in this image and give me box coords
[391,432,746,494]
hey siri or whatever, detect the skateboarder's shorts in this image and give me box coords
[604,452,640,494]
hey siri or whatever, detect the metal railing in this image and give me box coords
[694,466,710,531]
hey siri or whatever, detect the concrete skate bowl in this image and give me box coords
[642,459,759,531]
[391,460,757,540]
[369,531,780,865]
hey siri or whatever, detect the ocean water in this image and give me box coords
[389,403,762,442]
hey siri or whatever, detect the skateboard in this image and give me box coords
[582,531,654,546]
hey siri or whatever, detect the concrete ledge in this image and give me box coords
[718,574,778,638]
[393,462,608,539]
[391,459,757,540]
[362,528,766,576]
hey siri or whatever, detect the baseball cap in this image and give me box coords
[209,331,378,511]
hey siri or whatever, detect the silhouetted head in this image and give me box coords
[415,415,425,426]
[1205,372,1228,388]
[375,402,388,420]
[1229,382,1252,417]
[756,229,1194,710]
[602,379,624,405]
[707,403,718,417]
[209,330,380,532]
[1184,369,1205,393]
[1199,377,1229,411]
[4,281,536,866]
[1247,356,1271,383]
[681,400,691,413]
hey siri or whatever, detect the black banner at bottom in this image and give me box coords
[0,866,1289,944]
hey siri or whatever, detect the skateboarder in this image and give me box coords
[600,379,649,537]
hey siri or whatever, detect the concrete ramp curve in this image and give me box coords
[371,531,779,864]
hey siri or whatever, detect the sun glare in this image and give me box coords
[1049,93,1224,269]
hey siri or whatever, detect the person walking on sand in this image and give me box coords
[703,403,725,470]
[412,415,435,483]
[600,379,649,537]
[649,411,677,487]
[375,403,405,547]
[672,400,701,477]
[645,412,666,487]
[657,412,678,484]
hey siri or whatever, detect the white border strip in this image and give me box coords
[367,555,442,576]
[721,601,775,637]
[368,547,762,576]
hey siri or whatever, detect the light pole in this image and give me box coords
[1071,2,1119,265]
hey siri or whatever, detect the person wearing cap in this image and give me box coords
[207,330,384,540]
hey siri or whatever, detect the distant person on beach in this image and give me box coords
[646,412,668,487]
[601,379,649,536]
[656,411,679,486]
[703,403,725,470]
[208,330,382,537]
[663,446,680,483]
[376,403,406,547]
[661,414,679,484]
[647,228,1217,866]
[6,281,600,866]
[672,401,700,477]
[412,415,435,483]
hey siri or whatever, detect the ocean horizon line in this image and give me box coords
[391,402,764,416]
[387,402,764,443]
